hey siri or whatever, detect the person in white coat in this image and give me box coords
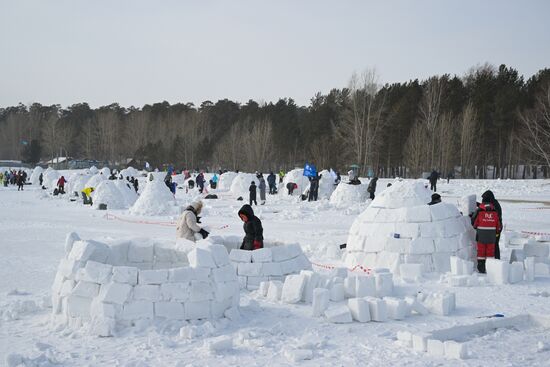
[176,201,208,241]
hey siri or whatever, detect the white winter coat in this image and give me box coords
[176,202,202,241]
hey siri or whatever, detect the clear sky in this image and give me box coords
[1,0,549,108]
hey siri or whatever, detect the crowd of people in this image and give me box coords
[1,169,27,190]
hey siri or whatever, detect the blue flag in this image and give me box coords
[303,163,317,177]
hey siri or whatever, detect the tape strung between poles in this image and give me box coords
[311,261,371,274]
[104,213,230,230]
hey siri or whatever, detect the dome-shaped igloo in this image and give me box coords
[230,173,259,197]
[329,182,369,207]
[282,169,307,195]
[218,172,238,191]
[51,233,239,336]
[344,181,475,274]
[129,178,178,216]
[29,166,44,185]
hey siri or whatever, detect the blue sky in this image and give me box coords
[1,0,549,107]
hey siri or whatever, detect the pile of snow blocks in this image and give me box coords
[51,233,239,336]
[344,181,476,276]
[229,242,312,291]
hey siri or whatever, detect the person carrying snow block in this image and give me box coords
[286,182,297,195]
[238,204,264,250]
[81,187,94,205]
[471,201,502,273]
[176,201,208,242]
[249,181,258,206]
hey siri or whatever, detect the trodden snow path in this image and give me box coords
[1,180,550,366]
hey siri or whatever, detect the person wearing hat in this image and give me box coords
[176,201,209,242]
[237,204,264,250]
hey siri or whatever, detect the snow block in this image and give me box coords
[112,266,138,285]
[384,297,407,320]
[444,340,467,359]
[330,267,349,279]
[329,283,345,302]
[229,249,252,263]
[207,244,230,267]
[300,270,320,303]
[214,281,238,302]
[154,301,185,319]
[281,274,306,303]
[412,333,430,352]
[69,240,110,263]
[355,275,376,297]
[486,259,510,285]
[449,275,469,287]
[427,339,445,357]
[188,248,216,268]
[66,295,92,318]
[523,243,549,258]
[409,238,435,254]
[344,276,356,298]
[432,252,452,273]
[280,258,299,275]
[509,262,524,284]
[122,300,154,320]
[271,245,293,262]
[261,262,283,276]
[160,283,190,301]
[375,272,393,298]
[190,280,213,301]
[72,281,100,299]
[139,269,168,285]
[206,335,233,352]
[246,276,268,290]
[524,257,535,281]
[365,297,387,322]
[399,263,423,282]
[535,263,550,276]
[79,261,112,284]
[98,282,132,305]
[237,262,263,277]
[405,296,429,315]
[65,232,80,254]
[423,292,455,316]
[295,254,312,270]
[396,331,413,347]
[127,240,154,263]
[405,205,431,223]
[324,305,353,323]
[348,298,371,322]
[169,267,194,283]
[267,280,283,301]
[286,243,304,258]
[212,264,236,282]
[90,316,116,337]
[133,285,161,301]
[251,247,272,263]
[312,288,330,317]
[185,300,211,319]
[238,276,247,289]
[259,281,270,297]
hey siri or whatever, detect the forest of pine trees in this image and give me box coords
[1,64,550,178]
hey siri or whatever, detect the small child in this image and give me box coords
[249,181,257,206]
[471,200,502,273]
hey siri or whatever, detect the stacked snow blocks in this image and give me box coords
[229,242,312,291]
[344,181,475,275]
[51,233,239,336]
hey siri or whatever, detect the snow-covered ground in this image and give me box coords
[1,174,550,366]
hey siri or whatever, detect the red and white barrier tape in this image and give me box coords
[104,213,230,230]
[311,261,371,274]
[521,230,550,237]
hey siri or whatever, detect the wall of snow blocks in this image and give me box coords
[228,240,312,291]
[52,234,239,336]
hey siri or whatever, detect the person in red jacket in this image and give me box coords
[57,176,67,194]
[471,201,502,273]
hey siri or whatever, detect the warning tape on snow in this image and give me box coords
[103,213,230,230]
[521,230,550,237]
[311,261,371,274]
[521,207,550,210]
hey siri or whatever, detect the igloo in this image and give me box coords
[85,173,108,190]
[29,166,44,186]
[344,181,475,275]
[91,181,128,210]
[218,172,238,191]
[330,182,369,207]
[230,173,259,197]
[282,169,307,194]
[42,168,60,188]
[51,233,239,336]
[129,178,178,216]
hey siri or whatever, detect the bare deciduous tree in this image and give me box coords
[519,82,550,168]
[460,101,478,178]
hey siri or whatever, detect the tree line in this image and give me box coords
[1,63,549,178]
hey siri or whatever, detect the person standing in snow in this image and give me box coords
[257,173,266,205]
[267,171,277,194]
[57,176,67,194]
[210,173,219,189]
[367,177,378,200]
[428,170,439,191]
[39,172,43,186]
[471,198,502,273]
[278,170,285,184]
[308,174,320,201]
[249,181,257,206]
[196,172,206,194]
[132,177,138,193]
[16,171,25,191]
[238,204,264,250]
[479,190,503,259]
[176,201,209,242]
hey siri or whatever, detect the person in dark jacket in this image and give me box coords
[308,174,320,201]
[39,173,43,186]
[286,182,297,195]
[367,177,378,200]
[471,199,502,273]
[238,204,264,250]
[196,172,206,193]
[267,172,277,194]
[479,190,503,259]
[16,171,25,191]
[249,181,257,206]
[429,170,439,192]
[428,193,442,205]
[132,177,139,193]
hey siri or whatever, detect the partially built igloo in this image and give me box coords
[51,234,239,336]
[344,181,475,274]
